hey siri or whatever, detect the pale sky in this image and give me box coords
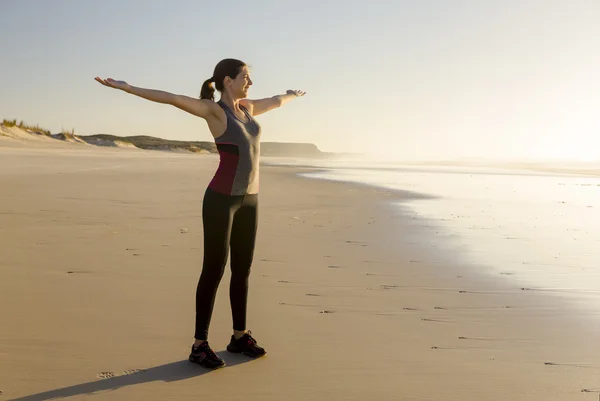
[1,0,599,161]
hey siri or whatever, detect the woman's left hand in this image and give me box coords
[286,90,306,97]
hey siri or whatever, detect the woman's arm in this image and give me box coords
[242,90,306,117]
[94,77,216,119]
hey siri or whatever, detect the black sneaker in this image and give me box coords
[189,342,226,369]
[226,331,266,358]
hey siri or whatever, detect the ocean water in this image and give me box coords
[264,157,600,305]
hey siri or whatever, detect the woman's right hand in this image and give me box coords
[94,77,131,92]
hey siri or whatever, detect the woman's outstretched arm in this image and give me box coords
[95,77,216,119]
[241,89,306,117]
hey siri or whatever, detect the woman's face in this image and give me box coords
[227,65,253,98]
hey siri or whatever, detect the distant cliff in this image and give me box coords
[81,134,217,153]
[260,142,322,157]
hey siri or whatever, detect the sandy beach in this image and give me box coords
[2,144,600,401]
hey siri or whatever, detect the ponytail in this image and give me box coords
[200,59,247,101]
[200,77,215,100]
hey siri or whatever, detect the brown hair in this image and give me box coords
[200,58,247,101]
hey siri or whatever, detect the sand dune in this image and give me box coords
[0,125,88,149]
[0,125,57,142]
[51,132,88,145]
[82,136,139,149]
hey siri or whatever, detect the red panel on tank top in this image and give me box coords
[208,149,239,195]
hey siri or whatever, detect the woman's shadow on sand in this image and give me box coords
[8,352,254,401]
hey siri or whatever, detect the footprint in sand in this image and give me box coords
[544,361,596,369]
[97,369,146,379]
[366,273,397,277]
[381,285,398,290]
[421,318,453,323]
[345,240,367,246]
[123,368,147,375]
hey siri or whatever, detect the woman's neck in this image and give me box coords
[219,92,240,111]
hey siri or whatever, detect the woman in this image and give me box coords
[95,58,305,369]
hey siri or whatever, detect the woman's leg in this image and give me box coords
[228,193,258,334]
[194,188,240,341]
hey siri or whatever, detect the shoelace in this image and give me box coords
[244,331,258,345]
[206,346,219,359]
[196,343,219,359]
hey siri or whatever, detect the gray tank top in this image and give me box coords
[208,101,262,195]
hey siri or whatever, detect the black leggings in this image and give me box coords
[194,187,258,340]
